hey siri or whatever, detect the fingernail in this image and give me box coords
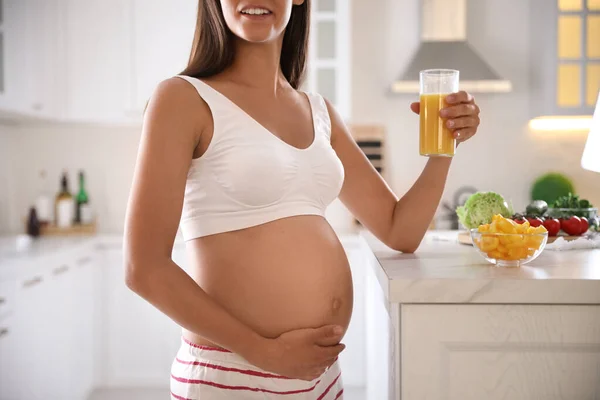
[447,95,455,102]
[455,131,461,138]
[440,109,449,117]
[447,120,454,128]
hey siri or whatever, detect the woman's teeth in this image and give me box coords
[241,8,271,15]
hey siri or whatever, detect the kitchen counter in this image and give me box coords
[362,230,600,304]
[361,230,600,400]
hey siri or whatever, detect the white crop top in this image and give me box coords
[176,75,345,240]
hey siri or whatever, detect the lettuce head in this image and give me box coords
[456,192,513,229]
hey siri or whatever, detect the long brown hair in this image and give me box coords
[181,1,311,89]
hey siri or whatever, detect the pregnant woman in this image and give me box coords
[123,0,481,398]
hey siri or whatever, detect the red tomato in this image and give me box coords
[561,216,583,236]
[513,216,527,224]
[580,217,589,234]
[527,217,543,227]
[542,218,560,236]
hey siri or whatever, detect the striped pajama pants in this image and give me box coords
[171,337,344,399]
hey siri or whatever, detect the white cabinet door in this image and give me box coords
[365,251,398,400]
[131,0,197,112]
[103,247,181,387]
[0,0,63,119]
[23,0,65,119]
[12,269,56,400]
[63,0,132,123]
[402,305,600,400]
[0,0,29,114]
[67,253,96,399]
[0,315,19,400]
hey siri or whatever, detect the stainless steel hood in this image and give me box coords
[392,0,512,93]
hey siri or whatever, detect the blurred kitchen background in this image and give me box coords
[0,0,599,399]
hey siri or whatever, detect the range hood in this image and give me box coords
[392,0,512,93]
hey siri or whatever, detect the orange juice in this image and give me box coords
[419,93,455,157]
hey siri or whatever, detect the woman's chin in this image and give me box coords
[234,27,281,44]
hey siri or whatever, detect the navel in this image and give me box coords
[331,297,343,315]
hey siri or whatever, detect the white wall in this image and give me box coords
[351,0,600,222]
[0,126,17,234]
[4,123,141,233]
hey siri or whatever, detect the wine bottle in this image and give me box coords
[75,171,91,224]
[55,171,74,228]
[27,207,41,237]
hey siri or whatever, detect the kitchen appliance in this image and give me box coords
[392,0,512,94]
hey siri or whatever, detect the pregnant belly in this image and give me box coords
[182,216,354,345]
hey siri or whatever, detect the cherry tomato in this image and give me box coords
[561,216,583,236]
[513,216,527,224]
[580,217,589,234]
[542,218,560,236]
[526,217,543,227]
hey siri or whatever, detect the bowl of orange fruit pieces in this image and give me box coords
[470,214,548,267]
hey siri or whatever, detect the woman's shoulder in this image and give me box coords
[146,76,212,125]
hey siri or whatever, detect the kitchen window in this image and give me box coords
[304,0,351,121]
[556,0,600,108]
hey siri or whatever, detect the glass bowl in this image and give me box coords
[546,207,598,220]
[469,229,548,267]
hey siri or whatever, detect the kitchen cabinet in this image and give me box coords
[102,245,182,387]
[44,0,195,123]
[67,254,97,399]
[364,231,600,400]
[0,315,18,400]
[130,0,197,113]
[530,0,600,117]
[63,0,132,123]
[402,305,600,399]
[1,0,351,124]
[0,0,64,119]
[0,0,30,115]
[0,247,98,400]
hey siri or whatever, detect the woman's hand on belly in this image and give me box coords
[246,324,346,381]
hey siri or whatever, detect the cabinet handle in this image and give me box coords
[0,328,8,339]
[23,276,43,288]
[52,265,70,275]
[76,257,91,267]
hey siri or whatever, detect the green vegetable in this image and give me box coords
[552,193,594,209]
[531,173,575,205]
[525,200,548,217]
[590,217,600,232]
[456,192,513,229]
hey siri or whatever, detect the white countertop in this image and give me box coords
[361,230,600,305]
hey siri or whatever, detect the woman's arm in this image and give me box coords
[328,92,480,253]
[123,78,345,380]
[123,78,265,356]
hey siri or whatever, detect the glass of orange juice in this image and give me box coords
[419,69,459,157]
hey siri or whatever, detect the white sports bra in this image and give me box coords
[176,75,345,240]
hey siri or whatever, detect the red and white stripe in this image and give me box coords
[171,338,344,399]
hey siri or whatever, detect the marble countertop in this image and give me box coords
[361,230,600,305]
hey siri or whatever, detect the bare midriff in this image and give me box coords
[181,215,353,347]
